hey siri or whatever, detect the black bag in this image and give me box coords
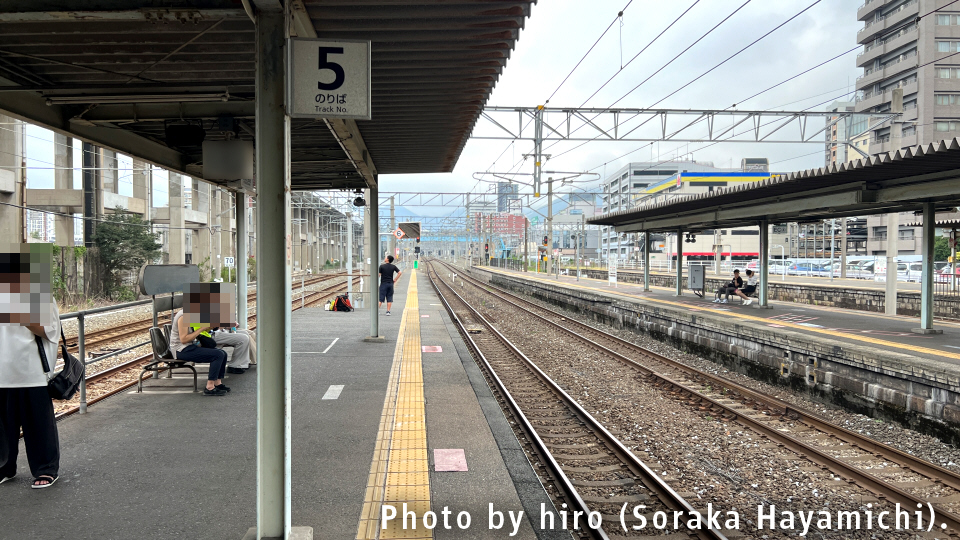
[334,294,354,312]
[197,333,218,349]
[36,326,85,401]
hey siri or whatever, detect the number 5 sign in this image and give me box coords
[287,38,371,120]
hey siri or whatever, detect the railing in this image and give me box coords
[59,298,154,414]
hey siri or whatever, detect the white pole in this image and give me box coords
[829,218,836,282]
[347,211,353,304]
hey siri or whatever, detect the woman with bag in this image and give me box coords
[0,252,62,489]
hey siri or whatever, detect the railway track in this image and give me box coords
[54,275,359,419]
[61,273,345,354]
[434,259,960,536]
[426,262,727,539]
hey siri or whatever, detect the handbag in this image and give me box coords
[197,333,218,349]
[35,326,85,401]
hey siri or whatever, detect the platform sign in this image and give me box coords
[608,259,617,287]
[287,38,371,120]
[224,256,235,268]
[393,228,404,239]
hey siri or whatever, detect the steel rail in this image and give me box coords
[441,260,960,536]
[427,263,728,540]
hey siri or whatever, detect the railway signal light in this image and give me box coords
[484,243,489,252]
[416,237,420,243]
[542,235,548,246]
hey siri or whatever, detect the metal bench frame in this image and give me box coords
[138,325,198,393]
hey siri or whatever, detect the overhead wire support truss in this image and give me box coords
[475,106,899,144]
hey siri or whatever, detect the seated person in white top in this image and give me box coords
[734,269,759,306]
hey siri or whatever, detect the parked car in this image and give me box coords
[936,265,960,284]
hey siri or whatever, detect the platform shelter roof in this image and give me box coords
[0,0,534,191]
[589,138,960,233]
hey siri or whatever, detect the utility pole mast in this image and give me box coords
[546,177,553,275]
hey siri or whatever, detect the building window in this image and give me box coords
[938,14,953,25]
[936,94,960,105]
[935,121,960,131]
[937,41,958,52]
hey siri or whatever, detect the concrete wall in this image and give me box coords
[475,267,960,444]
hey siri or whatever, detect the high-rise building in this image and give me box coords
[825,101,856,167]
[496,181,520,213]
[854,0,939,153]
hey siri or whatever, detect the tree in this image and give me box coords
[935,236,951,262]
[93,207,162,298]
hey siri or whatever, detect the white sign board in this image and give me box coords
[608,259,617,287]
[393,229,405,239]
[224,256,235,268]
[287,38,371,120]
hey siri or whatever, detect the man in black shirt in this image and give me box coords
[378,255,402,315]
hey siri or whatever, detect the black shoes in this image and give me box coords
[203,387,226,397]
[216,384,231,393]
[227,367,247,374]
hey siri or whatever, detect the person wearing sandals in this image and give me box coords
[0,247,61,489]
[169,285,230,397]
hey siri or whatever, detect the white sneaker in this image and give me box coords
[720,299,728,304]
[712,298,720,303]
[744,299,753,306]
[386,311,391,316]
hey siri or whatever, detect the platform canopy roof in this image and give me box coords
[0,0,534,191]
[589,138,960,233]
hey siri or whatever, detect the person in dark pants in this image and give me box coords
[713,269,743,304]
[0,248,61,489]
[378,255,402,316]
[169,307,229,397]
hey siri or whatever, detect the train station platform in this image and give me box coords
[0,270,557,540]
[472,266,960,443]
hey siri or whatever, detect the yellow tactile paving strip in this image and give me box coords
[485,267,960,362]
[357,269,432,540]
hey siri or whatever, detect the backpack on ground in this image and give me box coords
[333,294,353,312]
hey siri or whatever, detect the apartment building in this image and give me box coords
[599,160,723,259]
[825,101,856,166]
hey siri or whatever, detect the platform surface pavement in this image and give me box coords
[482,266,960,366]
[0,270,556,540]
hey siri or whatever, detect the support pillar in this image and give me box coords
[0,115,23,242]
[675,228,683,296]
[759,221,769,308]
[914,202,941,334]
[840,218,848,278]
[221,188,233,277]
[885,212,898,316]
[167,173,186,264]
[237,192,247,328]
[366,185,383,342]
[82,142,96,247]
[643,232,650,292]
[253,8,294,539]
[53,133,74,246]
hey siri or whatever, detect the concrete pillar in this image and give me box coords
[220,188,233,276]
[53,133,74,246]
[840,218,848,279]
[168,173,186,264]
[0,115,23,242]
[211,187,222,278]
[100,149,118,195]
[914,202,941,334]
[132,158,151,220]
[254,8,294,539]
[885,212,899,316]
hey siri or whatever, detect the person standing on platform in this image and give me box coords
[0,245,62,489]
[378,255,402,316]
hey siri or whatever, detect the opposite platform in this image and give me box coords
[474,265,960,442]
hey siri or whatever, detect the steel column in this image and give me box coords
[368,185,381,340]
[759,221,769,308]
[254,8,290,539]
[347,211,353,303]
[675,229,683,296]
[237,193,247,329]
[915,202,941,334]
[643,232,650,292]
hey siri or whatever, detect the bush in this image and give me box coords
[220,266,236,283]
[247,256,257,281]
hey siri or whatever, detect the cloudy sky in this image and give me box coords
[20,0,863,214]
[381,0,862,201]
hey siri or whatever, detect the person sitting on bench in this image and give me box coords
[713,269,742,304]
[733,269,758,306]
[169,283,230,397]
